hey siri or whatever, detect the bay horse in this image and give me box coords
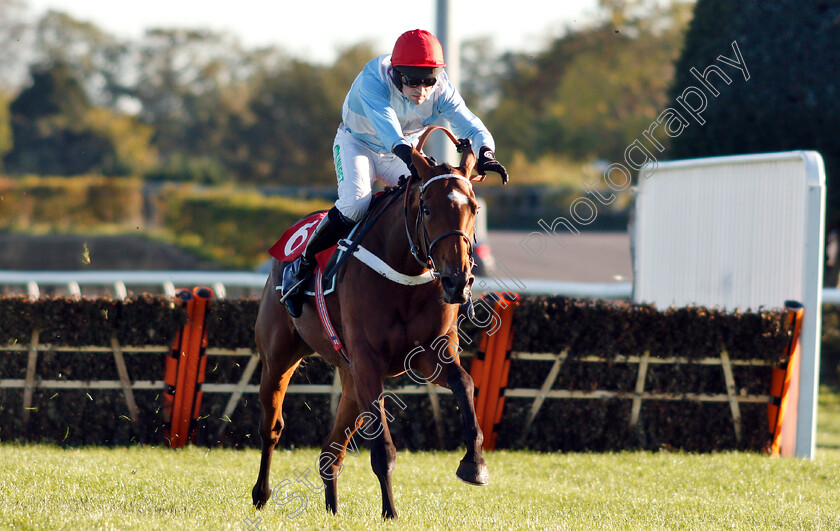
[252,127,489,519]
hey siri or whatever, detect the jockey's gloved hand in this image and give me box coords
[478,146,509,185]
[393,143,418,178]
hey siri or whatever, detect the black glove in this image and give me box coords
[477,146,509,185]
[393,143,418,178]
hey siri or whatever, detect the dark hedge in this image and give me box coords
[0,294,803,452]
[0,294,186,346]
[505,297,788,360]
[821,305,840,387]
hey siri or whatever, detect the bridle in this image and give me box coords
[404,172,476,276]
[399,126,484,279]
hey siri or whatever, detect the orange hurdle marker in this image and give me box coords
[189,287,213,443]
[470,312,495,437]
[767,300,804,457]
[164,289,194,447]
[485,296,516,450]
[166,286,214,448]
[470,292,518,450]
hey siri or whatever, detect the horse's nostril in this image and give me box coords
[441,276,456,292]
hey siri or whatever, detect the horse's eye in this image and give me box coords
[423,206,431,216]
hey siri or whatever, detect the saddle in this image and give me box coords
[269,212,344,298]
[268,187,401,298]
[267,189,407,365]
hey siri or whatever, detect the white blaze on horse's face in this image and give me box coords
[448,190,470,209]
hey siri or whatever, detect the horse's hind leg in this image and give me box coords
[251,282,308,509]
[252,359,301,508]
[318,368,361,515]
[351,358,398,519]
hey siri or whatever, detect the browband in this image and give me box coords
[420,174,473,193]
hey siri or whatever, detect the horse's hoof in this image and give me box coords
[252,485,271,509]
[456,459,489,486]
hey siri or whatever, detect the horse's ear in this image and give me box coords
[411,148,433,178]
[460,146,478,180]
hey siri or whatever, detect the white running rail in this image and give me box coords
[0,270,635,300]
[3,270,840,303]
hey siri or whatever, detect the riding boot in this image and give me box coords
[284,207,355,317]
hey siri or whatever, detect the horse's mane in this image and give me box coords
[382,176,411,196]
[382,162,460,195]
[332,162,463,278]
[324,177,411,281]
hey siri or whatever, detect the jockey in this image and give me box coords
[285,28,508,317]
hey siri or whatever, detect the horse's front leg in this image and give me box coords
[446,361,489,485]
[413,344,488,485]
[352,357,398,519]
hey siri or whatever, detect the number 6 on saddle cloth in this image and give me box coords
[269,211,336,298]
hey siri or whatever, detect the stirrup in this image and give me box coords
[282,257,313,317]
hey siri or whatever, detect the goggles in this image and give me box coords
[399,73,437,88]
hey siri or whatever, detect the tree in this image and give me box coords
[666,0,840,279]
[459,38,503,116]
[0,92,12,167]
[231,44,374,186]
[0,0,31,92]
[239,60,338,185]
[483,1,692,164]
[32,10,129,108]
[132,29,249,150]
[3,63,156,176]
[128,28,277,182]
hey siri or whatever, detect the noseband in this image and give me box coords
[404,173,476,276]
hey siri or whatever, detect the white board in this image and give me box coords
[633,151,826,458]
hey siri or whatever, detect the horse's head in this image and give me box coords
[409,143,479,305]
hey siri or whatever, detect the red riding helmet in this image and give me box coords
[392,29,445,69]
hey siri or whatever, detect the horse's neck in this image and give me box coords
[377,194,429,278]
[369,190,456,329]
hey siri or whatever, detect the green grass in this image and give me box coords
[2,392,840,530]
[817,387,840,452]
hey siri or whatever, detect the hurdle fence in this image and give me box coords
[0,334,773,447]
[0,271,806,449]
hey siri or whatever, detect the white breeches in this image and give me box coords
[333,128,412,221]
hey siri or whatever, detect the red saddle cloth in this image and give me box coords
[268,212,337,269]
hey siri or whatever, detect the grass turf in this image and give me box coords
[1,390,839,530]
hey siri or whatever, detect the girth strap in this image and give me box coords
[315,267,350,365]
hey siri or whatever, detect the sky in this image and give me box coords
[26,0,603,64]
